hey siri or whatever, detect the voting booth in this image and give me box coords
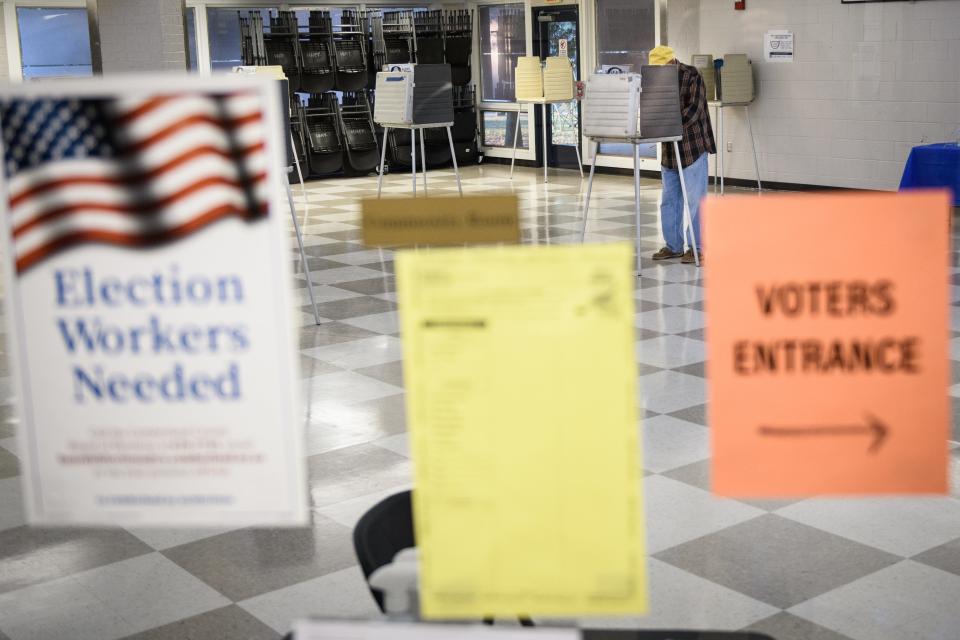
[582,74,642,139]
[718,53,754,104]
[542,56,575,102]
[514,56,545,102]
[373,64,462,198]
[710,53,762,194]
[509,56,582,183]
[636,65,684,140]
[373,64,455,126]
[692,54,716,102]
[580,65,698,272]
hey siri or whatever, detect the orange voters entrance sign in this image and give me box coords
[704,191,951,497]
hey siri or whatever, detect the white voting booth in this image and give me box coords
[374,63,463,197]
[509,56,583,183]
[579,65,700,273]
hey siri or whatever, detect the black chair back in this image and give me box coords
[352,490,415,612]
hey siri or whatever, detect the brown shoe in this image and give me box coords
[681,249,703,265]
[652,247,683,261]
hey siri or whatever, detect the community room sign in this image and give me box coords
[0,76,306,525]
[705,192,950,497]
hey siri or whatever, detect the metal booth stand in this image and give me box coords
[281,90,321,325]
[709,100,762,195]
[286,151,322,326]
[375,123,464,198]
[509,100,584,184]
[230,68,320,324]
[579,136,698,276]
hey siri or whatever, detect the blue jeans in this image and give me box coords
[660,152,709,253]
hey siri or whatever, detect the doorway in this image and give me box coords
[532,4,580,171]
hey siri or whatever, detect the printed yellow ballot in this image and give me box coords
[397,242,647,619]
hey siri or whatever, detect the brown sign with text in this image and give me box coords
[362,195,520,247]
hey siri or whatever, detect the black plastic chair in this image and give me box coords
[353,490,416,613]
[352,490,533,626]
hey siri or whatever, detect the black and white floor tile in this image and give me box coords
[0,164,958,640]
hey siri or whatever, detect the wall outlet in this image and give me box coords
[727,141,733,152]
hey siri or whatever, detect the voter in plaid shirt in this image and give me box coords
[648,45,716,266]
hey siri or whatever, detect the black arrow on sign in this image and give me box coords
[758,414,888,454]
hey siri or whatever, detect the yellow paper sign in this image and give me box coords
[397,243,647,619]
[362,195,520,247]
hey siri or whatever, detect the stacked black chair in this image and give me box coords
[360,9,381,90]
[422,126,452,168]
[239,13,267,66]
[451,85,479,166]
[414,10,444,64]
[443,9,473,87]
[333,11,369,92]
[387,129,415,170]
[382,10,416,65]
[299,11,334,94]
[301,94,344,176]
[264,12,301,91]
[338,91,380,176]
[238,9,484,179]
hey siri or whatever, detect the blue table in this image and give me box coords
[899,143,960,206]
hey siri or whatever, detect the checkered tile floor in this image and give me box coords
[0,164,959,640]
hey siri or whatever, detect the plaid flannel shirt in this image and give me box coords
[661,62,716,170]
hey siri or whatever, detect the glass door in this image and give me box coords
[532,5,580,171]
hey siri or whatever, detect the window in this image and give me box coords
[186,7,198,71]
[479,4,526,103]
[595,0,655,72]
[16,7,92,79]
[207,7,273,71]
[595,0,656,158]
[482,110,529,149]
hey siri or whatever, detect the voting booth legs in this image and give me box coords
[710,103,763,195]
[284,170,322,325]
[288,134,320,324]
[376,126,464,198]
[509,103,584,184]
[579,140,699,274]
[290,134,311,227]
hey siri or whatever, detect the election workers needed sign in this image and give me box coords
[0,75,307,525]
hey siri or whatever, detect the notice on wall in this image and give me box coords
[0,75,307,526]
[704,192,951,497]
[764,30,794,63]
[362,195,520,247]
[398,243,647,618]
[558,38,569,58]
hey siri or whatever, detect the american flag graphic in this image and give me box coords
[0,92,269,273]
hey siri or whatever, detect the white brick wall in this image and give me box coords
[669,0,960,191]
[0,8,9,81]
[99,0,187,73]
